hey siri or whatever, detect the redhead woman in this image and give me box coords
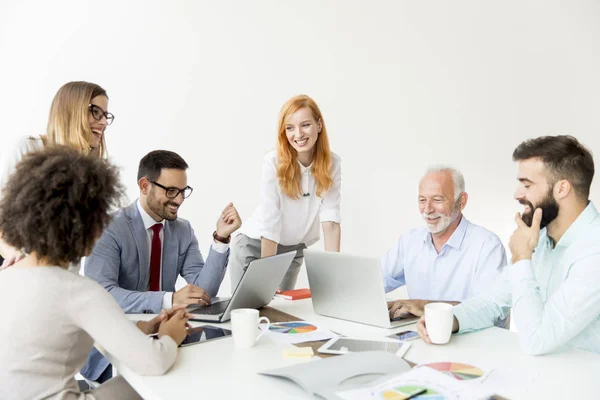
[0,81,113,267]
[230,95,341,291]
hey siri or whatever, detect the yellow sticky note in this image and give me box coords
[282,346,314,359]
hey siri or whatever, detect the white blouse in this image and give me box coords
[0,135,83,273]
[241,150,341,247]
[0,135,44,202]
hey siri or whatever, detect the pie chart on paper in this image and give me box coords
[269,322,318,334]
[422,362,484,380]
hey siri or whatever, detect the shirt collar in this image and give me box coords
[422,214,469,250]
[136,199,165,230]
[551,201,598,248]
[298,160,312,174]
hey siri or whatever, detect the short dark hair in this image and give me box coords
[0,146,124,265]
[137,150,189,181]
[512,135,594,199]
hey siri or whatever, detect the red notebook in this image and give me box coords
[274,288,311,300]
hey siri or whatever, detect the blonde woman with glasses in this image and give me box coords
[0,81,114,268]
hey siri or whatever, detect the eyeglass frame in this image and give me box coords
[148,180,194,199]
[88,104,115,125]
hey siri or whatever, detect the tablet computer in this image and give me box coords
[180,325,232,347]
[317,336,405,355]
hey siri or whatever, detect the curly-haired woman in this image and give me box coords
[0,147,189,400]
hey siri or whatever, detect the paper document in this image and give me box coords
[336,366,495,400]
[260,351,412,399]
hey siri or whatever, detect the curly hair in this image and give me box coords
[0,146,124,266]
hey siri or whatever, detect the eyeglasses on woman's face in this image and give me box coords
[88,104,115,126]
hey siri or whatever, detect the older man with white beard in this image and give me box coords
[383,166,506,319]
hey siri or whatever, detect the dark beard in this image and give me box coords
[519,190,559,229]
[147,196,179,221]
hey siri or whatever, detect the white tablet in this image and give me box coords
[317,336,406,355]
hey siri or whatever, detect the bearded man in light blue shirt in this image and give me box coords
[418,135,600,355]
[384,166,507,319]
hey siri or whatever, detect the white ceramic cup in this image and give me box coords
[231,308,270,349]
[424,302,454,344]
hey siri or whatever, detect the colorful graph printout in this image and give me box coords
[380,385,447,400]
[421,362,484,381]
[269,322,318,334]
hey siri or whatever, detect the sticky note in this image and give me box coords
[282,346,314,359]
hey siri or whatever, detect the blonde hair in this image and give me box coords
[277,95,333,199]
[46,81,108,158]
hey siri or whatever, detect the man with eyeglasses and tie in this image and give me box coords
[81,150,241,384]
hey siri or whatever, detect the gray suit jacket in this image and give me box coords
[81,201,229,380]
[84,201,229,314]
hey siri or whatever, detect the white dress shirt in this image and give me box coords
[240,150,342,246]
[136,200,228,309]
[381,216,506,301]
[454,202,600,355]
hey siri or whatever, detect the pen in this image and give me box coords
[404,388,427,400]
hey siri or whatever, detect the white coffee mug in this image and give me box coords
[424,302,454,344]
[231,308,270,349]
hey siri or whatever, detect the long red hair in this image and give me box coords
[277,95,333,199]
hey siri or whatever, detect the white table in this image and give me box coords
[104,299,600,399]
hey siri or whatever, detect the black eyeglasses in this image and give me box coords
[88,104,115,125]
[149,180,194,199]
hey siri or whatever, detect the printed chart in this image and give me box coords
[269,322,318,334]
[336,366,493,400]
[380,385,447,400]
[421,363,484,381]
[262,321,334,344]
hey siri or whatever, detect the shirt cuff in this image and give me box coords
[510,259,536,304]
[162,292,173,310]
[259,229,280,244]
[211,241,229,254]
[319,210,341,223]
[453,304,471,334]
[510,259,535,280]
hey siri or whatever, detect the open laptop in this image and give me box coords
[188,251,297,322]
[304,250,418,328]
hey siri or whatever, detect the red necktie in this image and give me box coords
[149,223,163,291]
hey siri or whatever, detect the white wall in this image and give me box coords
[1,0,599,297]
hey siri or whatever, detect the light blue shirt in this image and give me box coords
[382,216,506,301]
[454,202,600,355]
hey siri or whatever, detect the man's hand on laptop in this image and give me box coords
[173,284,211,307]
[387,299,428,319]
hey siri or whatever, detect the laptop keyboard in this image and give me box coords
[191,300,229,315]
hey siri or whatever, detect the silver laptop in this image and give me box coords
[188,251,297,322]
[304,250,418,328]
